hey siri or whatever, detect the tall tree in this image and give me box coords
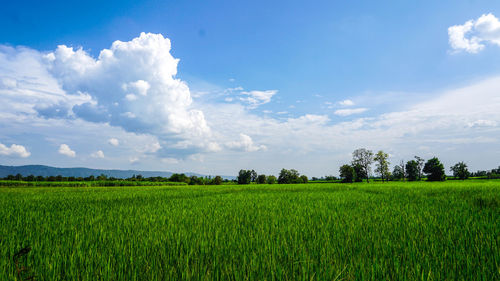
[374,150,391,182]
[423,157,446,181]
[250,170,258,182]
[450,162,470,180]
[400,160,406,181]
[415,156,425,180]
[352,148,374,183]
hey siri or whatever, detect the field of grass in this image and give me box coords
[0,180,187,187]
[1,181,499,280]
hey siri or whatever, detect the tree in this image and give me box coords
[405,160,419,181]
[256,174,267,184]
[400,160,406,181]
[423,157,446,181]
[267,175,277,184]
[169,173,189,183]
[352,148,373,182]
[237,170,253,184]
[352,164,366,182]
[392,165,404,180]
[300,175,308,183]
[415,156,425,180]
[374,150,390,182]
[189,176,205,185]
[278,168,300,184]
[450,162,470,180]
[212,175,223,185]
[250,170,258,182]
[339,164,355,183]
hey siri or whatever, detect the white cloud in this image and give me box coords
[449,13,500,53]
[58,144,76,157]
[226,133,267,152]
[334,108,368,116]
[43,32,212,148]
[91,150,105,158]
[339,99,355,106]
[0,143,31,158]
[108,138,119,146]
[239,90,277,108]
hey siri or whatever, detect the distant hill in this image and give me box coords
[0,165,234,179]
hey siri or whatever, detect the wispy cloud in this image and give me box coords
[91,150,105,158]
[334,108,367,116]
[339,99,355,106]
[239,90,277,108]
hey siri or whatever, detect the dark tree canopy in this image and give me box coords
[256,174,267,184]
[267,175,277,184]
[423,157,446,181]
[237,170,253,184]
[278,169,301,184]
[339,164,355,183]
[450,162,470,180]
[212,176,223,185]
[352,164,366,182]
[300,175,308,183]
[405,160,419,181]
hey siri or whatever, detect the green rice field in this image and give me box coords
[1,181,499,280]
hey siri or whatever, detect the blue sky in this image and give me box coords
[1,0,500,176]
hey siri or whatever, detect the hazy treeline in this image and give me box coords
[0,173,228,186]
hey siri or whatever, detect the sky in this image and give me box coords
[1,0,500,177]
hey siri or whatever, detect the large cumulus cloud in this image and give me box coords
[43,32,212,148]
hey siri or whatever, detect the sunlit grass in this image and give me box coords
[0,181,498,280]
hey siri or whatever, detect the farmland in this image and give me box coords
[1,181,499,280]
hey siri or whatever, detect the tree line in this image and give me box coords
[3,149,499,186]
[1,173,227,185]
[236,169,308,184]
[339,148,500,183]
